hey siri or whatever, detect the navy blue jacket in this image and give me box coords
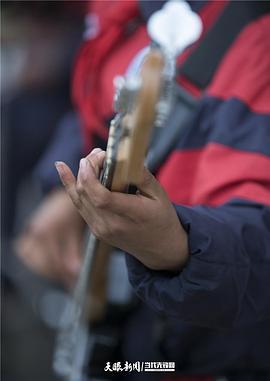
[124,3,270,374]
[127,3,270,324]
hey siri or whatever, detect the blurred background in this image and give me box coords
[1,2,85,380]
[3,2,270,381]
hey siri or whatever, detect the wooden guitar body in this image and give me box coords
[87,49,165,323]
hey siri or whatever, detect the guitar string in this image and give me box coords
[53,115,122,381]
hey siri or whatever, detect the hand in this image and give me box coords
[55,148,188,271]
[15,189,85,288]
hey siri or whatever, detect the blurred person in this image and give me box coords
[1,2,85,381]
[14,1,270,381]
[1,1,85,285]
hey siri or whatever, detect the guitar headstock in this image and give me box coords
[105,48,174,192]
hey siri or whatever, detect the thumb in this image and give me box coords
[136,167,162,199]
[55,161,80,208]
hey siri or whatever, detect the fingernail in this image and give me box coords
[79,158,87,169]
[55,161,63,172]
[90,148,102,156]
[55,162,66,181]
[79,158,87,180]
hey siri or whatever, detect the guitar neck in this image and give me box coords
[54,47,170,381]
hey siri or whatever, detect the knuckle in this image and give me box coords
[76,182,85,196]
[72,194,82,210]
[109,221,122,237]
[92,192,109,209]
[92,223,104,240]
[92,221,112,241]
[101,225,112,241]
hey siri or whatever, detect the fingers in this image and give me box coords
[55,161,79,207]
[102,167,163,219]
[78,149,106,186]
[77,151,112,210]
[55,149,107,208]
[85,148,106,177]
[136,166,163,199]
[55,149,165,242]
[64,149,163,223]
[77,160,142,220]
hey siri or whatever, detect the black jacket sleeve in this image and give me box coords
[126,199,270,329]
